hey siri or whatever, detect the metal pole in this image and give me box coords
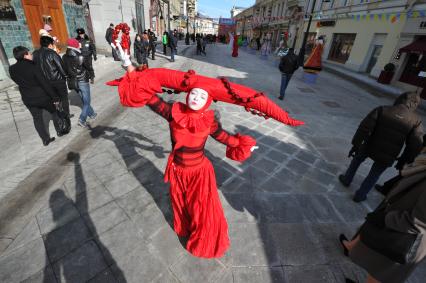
[119,0,124,22]
[298,0,316,65]
[167,0,171,31]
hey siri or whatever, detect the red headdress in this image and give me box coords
[107,68,304,127]
[111,23,131,54]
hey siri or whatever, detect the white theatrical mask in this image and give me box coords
[187,88,209,111]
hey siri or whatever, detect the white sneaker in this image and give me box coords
[78,120,89,128]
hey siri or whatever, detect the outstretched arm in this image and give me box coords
[210,118,257,162]
[147,95,172,121]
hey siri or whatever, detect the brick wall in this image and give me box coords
[62,0,88,39]
[0,0,32,59]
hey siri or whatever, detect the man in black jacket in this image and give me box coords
[9,46,61,146]
[169,30,178,62]
[339,92,424,202]
[33,36,71,117]
[148,30,157,60]
[76,28,96,84]
[278,48,299,100]
[105,23,119,61]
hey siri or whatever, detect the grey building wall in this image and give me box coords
[63,1,88,38]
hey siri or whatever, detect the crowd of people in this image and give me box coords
[6,21,426,283]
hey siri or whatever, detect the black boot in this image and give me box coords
[43,137,55,146]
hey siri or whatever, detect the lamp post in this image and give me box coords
[298,0,329,65]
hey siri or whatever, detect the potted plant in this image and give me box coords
[377,63,396,84]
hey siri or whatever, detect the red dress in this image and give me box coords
[118,72,256,258]
[232,35,239,57]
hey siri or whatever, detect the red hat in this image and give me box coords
[107,68,304,127]
[67,38,80,48]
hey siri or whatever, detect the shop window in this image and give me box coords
[328,33,357,63]
[399,53,426,87]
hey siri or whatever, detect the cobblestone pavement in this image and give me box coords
[0,44,425,283]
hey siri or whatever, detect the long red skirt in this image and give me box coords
[167,158,230,258]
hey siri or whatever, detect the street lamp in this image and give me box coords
[298,0,330,65]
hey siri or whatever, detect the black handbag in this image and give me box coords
[56,105,71,135]
[359,180,424,264]
[67,77,79,91]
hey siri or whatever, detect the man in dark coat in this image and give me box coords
[105,23,119,61]
[278,48,299,100]
[9,46,61,146]
[339,92,424,202]
[148,30,157,60]
[33,36,71,117]
[168,30,178,62]
[76,28,97,84]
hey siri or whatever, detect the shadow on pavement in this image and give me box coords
[43,152,126,282]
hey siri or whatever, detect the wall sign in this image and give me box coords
[0,0,17,21]
[317,20,336,28]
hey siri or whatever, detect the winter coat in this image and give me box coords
[168,34,178,49]
[134,39,148,65]
[352,92,423,167]
[350,165,426,283]
[62,47,89,83]
[33,47,67,82]
[279,52,299,74]
[149,33,157,48]
[76,36,97,59]
[9,59,59,106]
[105,27,113,44]
[162,34,168,45]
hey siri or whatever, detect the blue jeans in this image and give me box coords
[279,73,292,99]
[77,81,95,122]
[342,150,388,199]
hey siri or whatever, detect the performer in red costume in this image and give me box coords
[107,46,304,258]
[232,33,239,57]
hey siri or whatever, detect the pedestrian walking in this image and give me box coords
[62,39,97,128]
[134,34,148,68]
[105,23,119,61]
[9,46,62,146]
[39,24,60,53]
[33,36,72,118]
[148,30,157,60]
[202,35,208,55]
[162,31,168,55]
[256,37,261,50]
[339,92,424,202]
[76,28,97,84]
[375,134,426,196]
[278,48,299,100]
[196,34,204,55]
[169,30,178,62]
[339,162,426,283]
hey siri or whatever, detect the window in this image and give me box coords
[328,33,357,63]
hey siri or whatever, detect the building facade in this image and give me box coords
[294,0,426,92]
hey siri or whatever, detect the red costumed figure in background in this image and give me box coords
[107,45,304,258]
[303,37,324,74]
[232,33,239,57]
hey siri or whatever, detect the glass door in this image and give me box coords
[366,45,382,74]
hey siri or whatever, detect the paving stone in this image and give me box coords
[294,194,342,223]
[0,238,47,283]
[315,159,341,175]
[284,265,338,282]
[269,224,326,265]
[266,149,288,164]
[96,221,167,283]
[259,177,293,194]
[296,177,328,194]
[327,195,369,223]
[305,168,336,187]
[74,185,114,214]
[220,193,259,223]
[274,142,299,155]
[87,267,118,283]
[63,170,102,194]
[238,166,268,186]
[43,218,92,263]
[296,150,318,164]
[102,173,141,198]
[148,225,186,267]
[170,253,226,283]
[256,194,306,223]
[258,135,280,147]
[52,240,108,283]
[83,201,128,236]
[232,267,286,283]
[36,192,80,235]
[252,158,280,173]
[91,162,128,182]
[5,217,40,254]
[220,223,279,267]
[131,203,171,240]
[20,265,57,283]
[0,238,12,255]
[286,158,312,175]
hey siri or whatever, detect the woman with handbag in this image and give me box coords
[340,140,426,283]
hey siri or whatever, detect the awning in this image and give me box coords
[400,38,426,53]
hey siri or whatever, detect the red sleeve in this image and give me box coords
[147,95,173,121]
[210,119,256,162]
[118,71,163,107]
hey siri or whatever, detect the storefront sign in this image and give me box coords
[0,0,17,21]
[317,21,336,28]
